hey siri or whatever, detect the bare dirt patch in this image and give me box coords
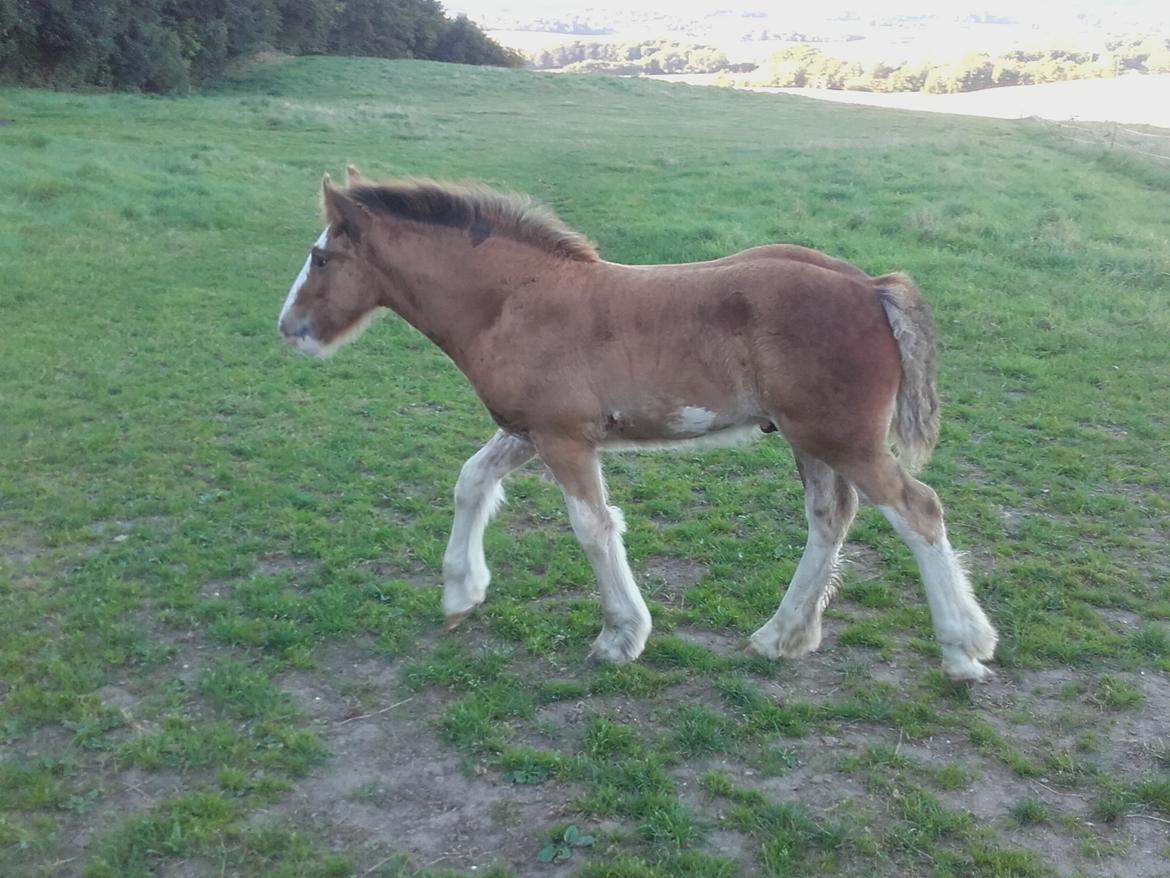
[841,541,883,581]
[272,646,586,875]
[254,552,319,578]
[361,559,440,590]
[640,555,708,606]
[673,626,745,657]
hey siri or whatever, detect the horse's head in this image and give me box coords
[278,171,382,357]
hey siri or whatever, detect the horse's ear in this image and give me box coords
[322,174,370,243]
[346,164,362,184]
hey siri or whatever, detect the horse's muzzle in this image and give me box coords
[279,315,312,342]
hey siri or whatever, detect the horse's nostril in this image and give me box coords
[280,317,311,340]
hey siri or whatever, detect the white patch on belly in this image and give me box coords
[602,424,764,453]
[279,228,328,329]
[669,406,718,435]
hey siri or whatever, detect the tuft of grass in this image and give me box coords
[1130,624,1170,659]
[837,619,894,650]
[1131,777,1170,816]
[199,660,297,720]
[897,787,974,839]
[640,798,704,851]
[670,705,732,757]
[1089,674,1145,710]
[1008,798,1051,826]
[641,636,727,672]
[586,717,644,760]
[86,793,240,876]
[935,762,971,791]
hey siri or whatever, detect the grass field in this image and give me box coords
[2,55,1169,877]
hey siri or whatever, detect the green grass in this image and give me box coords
[2,53,1170,876]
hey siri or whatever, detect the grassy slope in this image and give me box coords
[1,56,1169,877]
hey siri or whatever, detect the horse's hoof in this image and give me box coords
[941,650,993,683]
[445,611,472,630]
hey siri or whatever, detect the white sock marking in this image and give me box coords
[878,505,997,668]
[441,432,535,617]
[564,494,650,660]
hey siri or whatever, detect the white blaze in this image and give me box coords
[279,228,328,329]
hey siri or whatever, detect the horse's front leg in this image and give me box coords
[442,430,535,626]
[536,435,651,664]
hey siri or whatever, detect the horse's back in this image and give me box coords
[709,244,870,280]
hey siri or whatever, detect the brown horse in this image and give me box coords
[278,169,998,682]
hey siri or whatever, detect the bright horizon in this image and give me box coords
[447,0,1169,22]
[448,0,1170,65]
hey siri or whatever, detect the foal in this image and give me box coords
[278,171,998,682]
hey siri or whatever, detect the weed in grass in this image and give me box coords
[537,823,596,863]
[500,746,563,785]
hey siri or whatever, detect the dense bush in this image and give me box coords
[0,0,522,92]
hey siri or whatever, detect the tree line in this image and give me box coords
[744,38,1170,93]
[0,0,523,93]
[529,41,748,76]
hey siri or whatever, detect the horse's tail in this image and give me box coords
[874,272,940,474]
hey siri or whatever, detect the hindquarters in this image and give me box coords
[752,266,939,478]
[754,272,901,469]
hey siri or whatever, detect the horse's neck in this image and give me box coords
[373,234,570,370]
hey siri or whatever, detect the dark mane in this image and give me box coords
[344,179,599,262]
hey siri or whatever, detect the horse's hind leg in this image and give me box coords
[750,453,858,660]
[443,430,535,626]
[840,453,998,681]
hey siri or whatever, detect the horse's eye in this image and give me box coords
[311,252,328,269]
